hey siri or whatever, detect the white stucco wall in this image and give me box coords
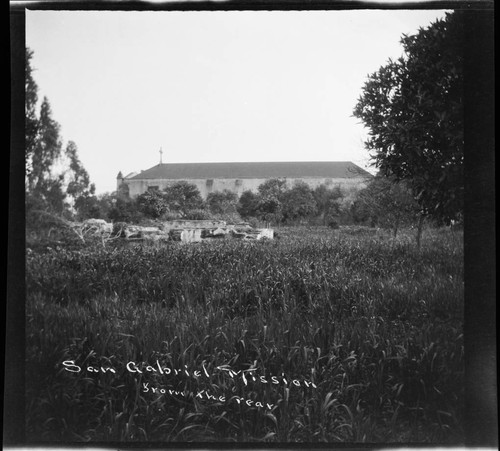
[121,177,368,199]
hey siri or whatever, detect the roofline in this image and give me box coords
[126,161,372,181]
[139,160,357,166]
[128,175,371,180]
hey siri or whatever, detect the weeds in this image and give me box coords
[26,226,464,443]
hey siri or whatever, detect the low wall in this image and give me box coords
[162,220,226,230]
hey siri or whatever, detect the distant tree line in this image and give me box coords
[104,179,348,227]
[80,175,422,238]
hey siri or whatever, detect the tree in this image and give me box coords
[282,181,317,223]
[206,190,238,215]
[313,184,344,225]
[355,176,420,238]
[108,197,143,223]
[27,97,67,213]
[353,12,464,225]
[28,98,62,192]
[237,190,260,219]
[351,198,372,225]
[257,196,283,226]
[74,195,102,220]
[137,189,169,219]
[94,192,116,219]
[163,181,204,216]
[65,140,97,218]
[255,178,288,225]
[26,48,39,181]
[257,178,288,199]
[66,141,93,198]
[26,49,96,222]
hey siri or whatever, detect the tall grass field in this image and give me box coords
[26,226,464,443]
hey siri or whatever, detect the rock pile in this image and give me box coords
[111,220,273,243]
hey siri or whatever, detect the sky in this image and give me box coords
[26,9,448,194]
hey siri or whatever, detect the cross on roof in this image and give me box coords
[159,147,163,164]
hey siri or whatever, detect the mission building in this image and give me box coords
[116,161,372,199]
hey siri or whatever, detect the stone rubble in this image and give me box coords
[100,219,273,243]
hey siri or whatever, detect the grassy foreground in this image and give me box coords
[26,226,464,443]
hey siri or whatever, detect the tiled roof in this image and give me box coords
[127,161,371,180]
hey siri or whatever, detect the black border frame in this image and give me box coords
[6,3,496,448]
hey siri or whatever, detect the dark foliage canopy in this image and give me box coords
[137,189,169,219]
[353,12,464,224]
[282,181,317,222]
[206,189,238,215]
[163,181,204,215]
[237,190,260,219]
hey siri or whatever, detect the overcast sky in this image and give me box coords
[26,9,447,194]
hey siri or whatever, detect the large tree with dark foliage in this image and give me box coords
[163,181,204,216]
[237,190,260,219]
[137,188,169,219]
[256,178,288,225]
[313,184,343,225]
[282,181,317,223]
[206,189,238,215]
[353,12,464,225]
[108,197,144,223]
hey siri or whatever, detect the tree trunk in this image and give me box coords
[416,214,425,249]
